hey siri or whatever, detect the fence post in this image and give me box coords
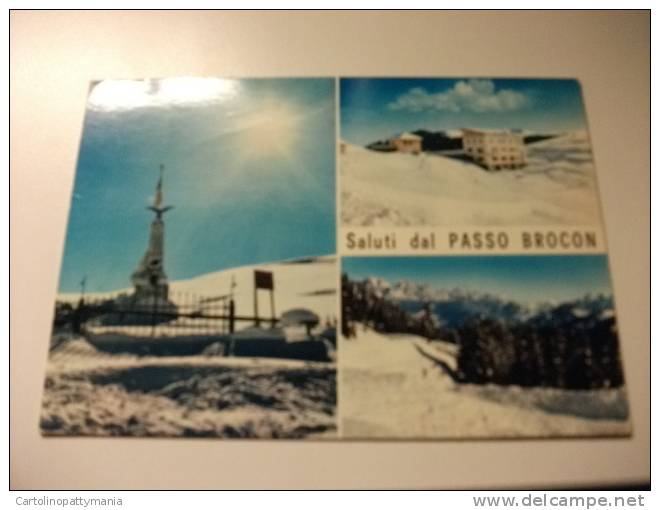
[229,299,235,333]
[73,298,85,335]
[253,286,259,327]
[151,292,157,337]
[270,288,276,328]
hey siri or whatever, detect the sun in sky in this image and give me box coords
[59,77,336,293]
[235,98,303,161]
[88,77,313,162]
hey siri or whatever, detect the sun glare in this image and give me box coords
[88,78,239,112]
[237,100,302,160]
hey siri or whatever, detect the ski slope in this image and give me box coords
[340,327,631,438]
[340,132,602,226]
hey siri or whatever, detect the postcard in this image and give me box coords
[40,77,630,439]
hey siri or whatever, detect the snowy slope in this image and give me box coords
[171,256,337,322]
[340,327,631,438]
[340,132,602,226]
[58,256,338,323]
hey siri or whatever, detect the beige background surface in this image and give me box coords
[10,11,649,489]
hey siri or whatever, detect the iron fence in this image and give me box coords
[54,291,279,338]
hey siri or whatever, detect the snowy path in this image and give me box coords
[340,328,631,439]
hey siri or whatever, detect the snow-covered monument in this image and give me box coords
[131,164,174,305]
[101,165,177,324]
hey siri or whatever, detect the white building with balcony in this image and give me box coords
[462,128,526,170]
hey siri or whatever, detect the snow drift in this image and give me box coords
[42,355,336,438]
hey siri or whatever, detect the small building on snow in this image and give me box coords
[390,132,422,154]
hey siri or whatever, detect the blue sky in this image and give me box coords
[342,255,613,304]
[341,78,588,146]
[58,78,336,293]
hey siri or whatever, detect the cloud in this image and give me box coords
[388,79,529,113]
